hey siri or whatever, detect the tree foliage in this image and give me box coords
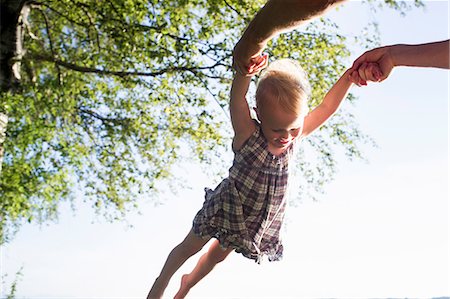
[0,0,423,243]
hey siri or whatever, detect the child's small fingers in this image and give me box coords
[247,62,258,74]
[353,72,362,86]
[363,64,376,82]
[254,59,265,70]
[260,55,269,69]
[366,63,383,82]
[249,54,269,74]
[355,65,370,85]
[256,53,268,67]
[370,63,383,81]
[349,70,363,87]
[357,62,368,81]
[248,56,262,72]
[352,67,367,86]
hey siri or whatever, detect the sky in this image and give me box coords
[1,1,449,298]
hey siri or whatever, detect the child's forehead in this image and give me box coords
[256,83,307,109]
[259,94,303,116]
[260,102,304,128]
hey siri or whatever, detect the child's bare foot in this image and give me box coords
[173,274,191,299]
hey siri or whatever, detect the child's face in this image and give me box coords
[256,100,304,150]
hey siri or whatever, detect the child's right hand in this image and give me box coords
[246,53,269,76]
[349,62,383,86]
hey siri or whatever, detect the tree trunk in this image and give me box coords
[0,0,28,175]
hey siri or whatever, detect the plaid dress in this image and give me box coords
[192,121,297,263]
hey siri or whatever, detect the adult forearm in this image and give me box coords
[233,0,346,75]
[391,40,450,69]
[240,0,346,46]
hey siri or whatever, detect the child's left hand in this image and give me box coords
[349,62,383,86]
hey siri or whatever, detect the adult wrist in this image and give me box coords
[240,26,267,52]
[390,44,409,67]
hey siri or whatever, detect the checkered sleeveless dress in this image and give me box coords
[192,121,297,263]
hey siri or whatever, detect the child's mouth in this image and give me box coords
[277,139,290,145]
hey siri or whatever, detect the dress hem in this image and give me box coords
[192,222,283,264]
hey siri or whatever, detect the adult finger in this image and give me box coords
[351,50,370,71]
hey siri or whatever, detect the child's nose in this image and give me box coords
[281,131,289,139]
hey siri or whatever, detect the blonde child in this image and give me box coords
[147,56,377,299]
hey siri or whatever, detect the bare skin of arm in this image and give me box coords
[349,40,450,85]
[229,73,256,151]
[233,0,347,75]
[302,68,353,137]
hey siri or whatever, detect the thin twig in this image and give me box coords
[32,53,227,78]
[79,5,101,51]
[34,6,62,85]
[223,0,243,17]
[29,1,89,28]
[198,77,230,120]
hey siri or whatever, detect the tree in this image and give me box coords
[0,0,423,243]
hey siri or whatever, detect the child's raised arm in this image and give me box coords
[230,73,256,150]
[230,54,268,150]
[301,68,353,137]
[302,62,381,137]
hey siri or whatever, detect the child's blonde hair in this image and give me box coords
[256,59,311,116]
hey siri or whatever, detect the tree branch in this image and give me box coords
[197,77,230,120]
[34,6,62,85]
[223,0,243,17]
[31,53,227,78]
[29,1,90,28]
[31,0,226,58]
[78,107,129,127]
[79,4,101,51]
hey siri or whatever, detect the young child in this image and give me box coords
[147,56,377,299]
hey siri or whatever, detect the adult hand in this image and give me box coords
[233,36,267,76]
[349,46,395,86]
[349,62,383,86]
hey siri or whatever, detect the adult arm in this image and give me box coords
[350,39,450,85]
[233,0,346,75]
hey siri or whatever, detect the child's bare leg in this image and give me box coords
[174,239,233,299]
[147,229,209,299]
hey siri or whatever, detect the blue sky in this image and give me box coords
[1,1,449,298]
